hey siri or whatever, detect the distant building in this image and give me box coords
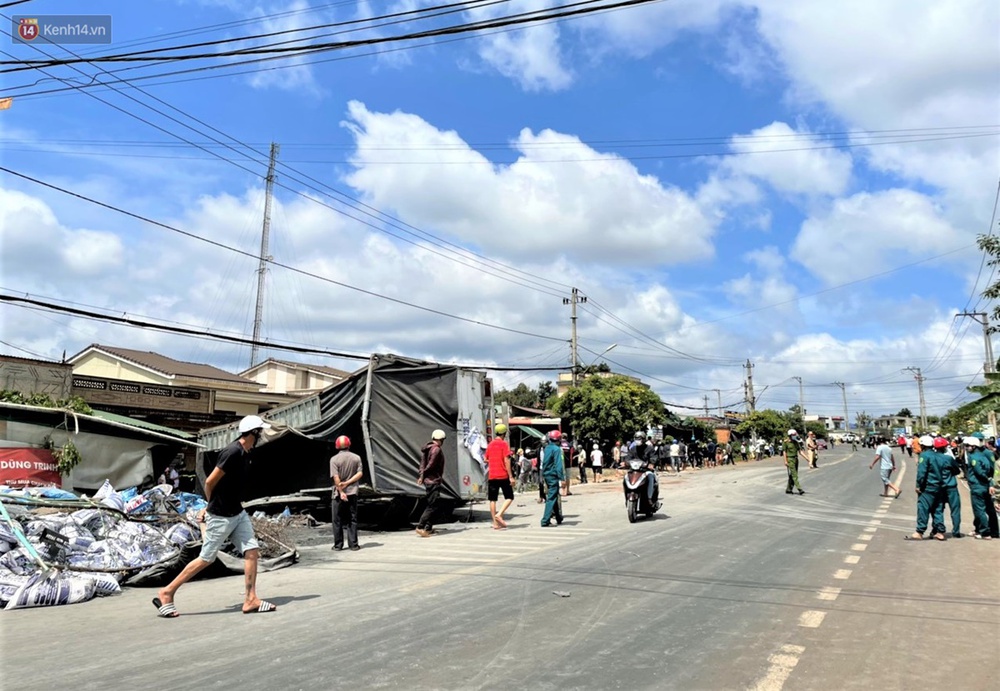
[804,414,848,432]
[556,371,645,397]
[0,354,71,398]
[67,344,288,433]
[241,358,353,396]
[872,415,918,436]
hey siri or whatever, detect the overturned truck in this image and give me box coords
[197,354,494,521]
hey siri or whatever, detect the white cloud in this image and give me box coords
[790,189,965,286]
[723,121,853,197]
[0,189,125,279]
[341,101,717,265]
[723,245,798,315]
[748,1,1000,201]
[231,0,321,93]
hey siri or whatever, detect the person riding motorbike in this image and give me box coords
[624,431,659,508]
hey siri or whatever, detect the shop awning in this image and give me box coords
[512,424,546,439]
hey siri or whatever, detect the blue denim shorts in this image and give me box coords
[199,510,259,562]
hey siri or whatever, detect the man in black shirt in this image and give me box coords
[153,415,277,617]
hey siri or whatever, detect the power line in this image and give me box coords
[0,39,576,301]
[0,0,660,71]
[0,165,567,343]
[0,294,567,372]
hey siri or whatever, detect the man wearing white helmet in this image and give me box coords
[153,415,276,617]
[783,429,805,495]
[415,429,448,537]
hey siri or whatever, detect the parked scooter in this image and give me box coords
[623,458,660,522]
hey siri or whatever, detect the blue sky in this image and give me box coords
[1,0,999,419]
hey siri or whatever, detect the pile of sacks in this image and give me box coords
[0,481,207,611]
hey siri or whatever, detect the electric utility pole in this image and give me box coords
[562,288,586,386]
[904,366,927,431]
[792,376,804,414]
[833,382,849,434]
[957,311,998,435]
[703,395,709,416]
[714,389,723,418]
[744,360,756,413]
[250,142,280,369]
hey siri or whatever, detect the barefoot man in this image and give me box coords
[153,415,277,617]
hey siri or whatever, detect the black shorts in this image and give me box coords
[488,478,514,501]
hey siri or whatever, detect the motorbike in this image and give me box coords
[623,459,660,522]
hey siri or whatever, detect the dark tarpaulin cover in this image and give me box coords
[203,355,467,501]
[366,356,460,500]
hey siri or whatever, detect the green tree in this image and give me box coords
[535,380,557,409]
[494,383,536,408]
[735,409,793,442]
[977,233,1000,338]
[804,421,828,439]
[896,407,913,417]
[552,374,665,444]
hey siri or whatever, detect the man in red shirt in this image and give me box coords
[485,423,515,529]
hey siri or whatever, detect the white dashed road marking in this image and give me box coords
[816,587,841,601]
[798,610,827,628]
[833,569,852,580]
[844,555,860,564]
[748,644,806,691]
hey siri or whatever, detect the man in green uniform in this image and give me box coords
[938,437,963,537]
[909,435,946,540]
[540,430,566,527]
[783,429,805,495]
[963,436,993,539]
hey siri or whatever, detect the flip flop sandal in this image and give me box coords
[152,597,179,618]
[243,601,277,614]
[903,534,923,541]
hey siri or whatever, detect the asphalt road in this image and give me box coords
[3,445,997,691]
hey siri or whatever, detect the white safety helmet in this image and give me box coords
[963,436,982,447]
[918,435,934,447]
[787,429,798,437]
[238,415,271,434]
[593,443,599,450]
[431,429,447,440]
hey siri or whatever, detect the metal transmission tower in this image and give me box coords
[957,311,998,434]
[249,142,280,369]
[743,360,756,413]
[833,382,849,434]
[562,288,587,386]
[903,366,927,431]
